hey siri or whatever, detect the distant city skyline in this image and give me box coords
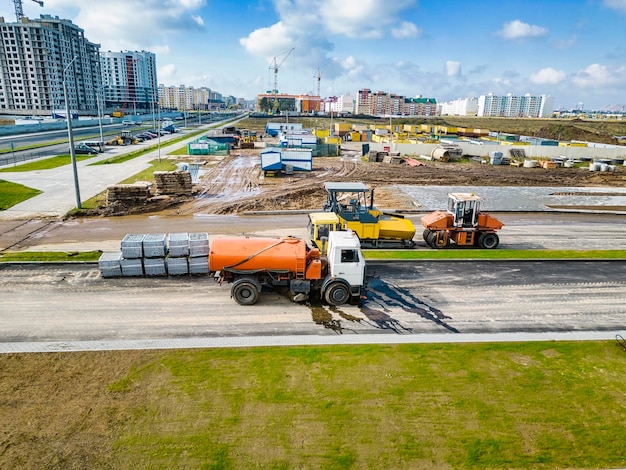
[1,0,626,110]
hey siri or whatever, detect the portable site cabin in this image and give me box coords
[260,147,313,175]
[279,132,317,147]
[265,122,303,136]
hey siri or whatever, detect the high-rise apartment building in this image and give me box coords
[356,89,437,116]
[440,98,479,116]
[100,50,157,113]
[0,14,101,115]
[158,84,217,111]
[321,93,354,114]
[477,93,554,118]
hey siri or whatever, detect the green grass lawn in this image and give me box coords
[56,341,626,468]
[0,179,42,210]
[364,248,626,260]
[0,154,94,172]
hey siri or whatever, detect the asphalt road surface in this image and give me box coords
[1,211,625,252]
[0,260,624,347]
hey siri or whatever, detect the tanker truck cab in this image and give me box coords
[321,230,367,306]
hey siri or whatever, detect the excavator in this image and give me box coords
[309,182,416,251]
[421,192,504,249]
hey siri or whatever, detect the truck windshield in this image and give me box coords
[340,249,359,263]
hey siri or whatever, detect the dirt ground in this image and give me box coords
[95,139,625,218]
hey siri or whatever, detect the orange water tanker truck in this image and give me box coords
[210,230,366,305]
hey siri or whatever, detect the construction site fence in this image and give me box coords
[311,143,339,157]
[186,138,230,156]
[0,148,59,168]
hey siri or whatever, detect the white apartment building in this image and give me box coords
[158,84,219,111]
[100,50,157,113]
[440,97,478,116]
[355,89,437,116]
[0,14,101,116]
[322,93,354,114]
[477,93,554,118]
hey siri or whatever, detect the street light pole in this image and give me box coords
[96,86,104,143]
[64,56,81,209]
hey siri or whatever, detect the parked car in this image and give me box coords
[122,119,133,125]
[72,143,98,155]
[136,132,156,140]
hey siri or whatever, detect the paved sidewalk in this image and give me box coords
[0,331,618,353]
[0,130,206,220]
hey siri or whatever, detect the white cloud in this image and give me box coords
[239,21,294,59]
[530,67,566,85]
[603,0,626,13]
[391,21,422,39]
[159,63,177,82]
[498,20,548,40]
[191,15,204,27]
[40,0,207,51]
[446,61,461,77]
[492,77,512,86]
[319,0,414,39]
[571,63,626,87]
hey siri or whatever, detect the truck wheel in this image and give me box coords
[232,281,260,305]
[324,282,350,306]
[479,233,499,249]
[423,229,432,242]
[434,231,449,248]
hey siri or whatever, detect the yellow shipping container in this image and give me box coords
[334,123,350,133]
[350,131,361,142]
[325,136,342,145]
[315,129,330,138]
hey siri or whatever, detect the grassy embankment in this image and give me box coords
[2,248,625,263]
[2,342,624,468]
[0,180,42,210]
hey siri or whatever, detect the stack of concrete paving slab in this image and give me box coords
[98,251,123,278]
[99,232,211,278]
[142,234,167,276]
[120,234,145,276]
[166,232,190,275]
[188,232,210,274]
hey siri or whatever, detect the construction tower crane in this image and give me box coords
[269,47,294,94]
[315,59,334,97]
[14,0,44,21]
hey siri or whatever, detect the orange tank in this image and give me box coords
[209,237,319,275]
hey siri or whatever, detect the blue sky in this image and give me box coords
[3,0,626,109]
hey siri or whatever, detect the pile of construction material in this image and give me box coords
[98,232,210,278]
[489,151,511,166]
[154,170,193,195]
[106,183,151,206]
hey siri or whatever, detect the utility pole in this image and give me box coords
[96,86,104,143]
[63,56,81,209]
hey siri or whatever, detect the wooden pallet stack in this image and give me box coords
[154,170,192,196]
[106,183,151,206]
